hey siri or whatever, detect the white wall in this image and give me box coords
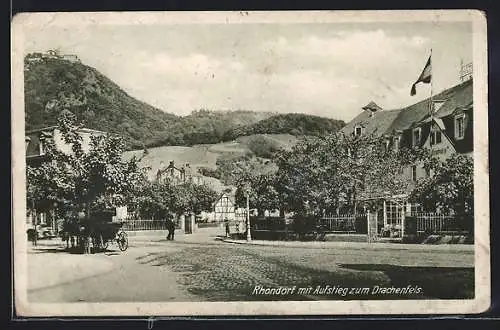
[53,129,104,155]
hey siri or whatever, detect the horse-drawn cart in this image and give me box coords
[63,220,128,253]
[87,221,129,252]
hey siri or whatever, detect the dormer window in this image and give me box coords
[25,136,31,152]
[455,114,466,140]
[430,129,442,146]
[362,101,383,118]
[354,125,363,137]
[384,137,390,151]
[412,127,421,147]
[411,165,417,181]
[39,137,45,155]
[393,135,401,152]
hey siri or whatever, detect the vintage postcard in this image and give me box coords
[11,10,489,317]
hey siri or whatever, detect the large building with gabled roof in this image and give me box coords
[342,78,473,226]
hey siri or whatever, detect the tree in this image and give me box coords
[131,181,219,219]
[234,173,280,216]
[410,153,473,216]
[246,136,281,158]
[26,110,146,227]
[271,132,429,215]
[273,135,343,215]
[130,181,174,220]
[219,155,280,215]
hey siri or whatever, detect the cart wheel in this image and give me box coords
[116,231,128,251]
[100,234,109,251]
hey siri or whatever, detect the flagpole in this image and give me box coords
[429,48,433,119]
[429,48,434,153]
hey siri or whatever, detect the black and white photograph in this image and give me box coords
[11,10,489,316]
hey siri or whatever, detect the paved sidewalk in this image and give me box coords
[28,241,115,291]
[219,237,475,252]
[128,227,222,244]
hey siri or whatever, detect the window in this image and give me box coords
[430,130,442,145]
[412,128,421,147]
[354,125,363,136]
[411,165,417,181]
[455,114,466,140]
[393,135,401,152]
[39,138,45,155]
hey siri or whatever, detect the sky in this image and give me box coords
[23,19,472,122]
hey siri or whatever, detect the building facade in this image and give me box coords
[155,161,205,186]
[25,126,108,231]
[342,78,473,225]
[212,191,247,223]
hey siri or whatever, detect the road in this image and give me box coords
[28,234,474,302]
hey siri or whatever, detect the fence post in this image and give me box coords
[383,200,387,226]
[180,214,186,233]
[401,210,405,240]
[367,212,371,243]
[190,214,195,234]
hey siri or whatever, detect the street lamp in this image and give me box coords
[245,188,252,242]
[52,201,58,234]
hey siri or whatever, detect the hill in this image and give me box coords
[147,109,277,147]
[222,113,345,141]
[24,52,345,149]
[24,52,180,149]
[123,133,299,190]
[24,53,276,149]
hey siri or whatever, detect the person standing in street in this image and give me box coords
[166,214,175,240]
[225,218,230,238]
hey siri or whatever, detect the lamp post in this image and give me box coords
[52,201,58,235]
[246,189,252,242]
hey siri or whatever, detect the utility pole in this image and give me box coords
[246,191,252,242]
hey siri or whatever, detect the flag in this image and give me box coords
[410,55,432,96]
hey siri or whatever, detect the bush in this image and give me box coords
[246,136,281,158]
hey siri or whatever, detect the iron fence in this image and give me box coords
[414,213,470,234]
[121,219,170,231]
[319,214,357,233]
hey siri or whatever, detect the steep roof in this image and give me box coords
[343,79,473,138]
[387,79,473,133]
[341,108,402,136]
[26,126,107,135]
[433,79,473,118]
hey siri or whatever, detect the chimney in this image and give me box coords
[362,101,383,118]
[169,160,175,168]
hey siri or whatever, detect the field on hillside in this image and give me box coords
[122,134,299,187]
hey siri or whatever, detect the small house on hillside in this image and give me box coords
[155,161,208,186]
[156,161,185,185]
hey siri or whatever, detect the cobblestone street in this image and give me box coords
[28,233,474,302]
[136,241,474,301]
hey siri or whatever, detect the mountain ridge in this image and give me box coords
[24,52,345,149]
